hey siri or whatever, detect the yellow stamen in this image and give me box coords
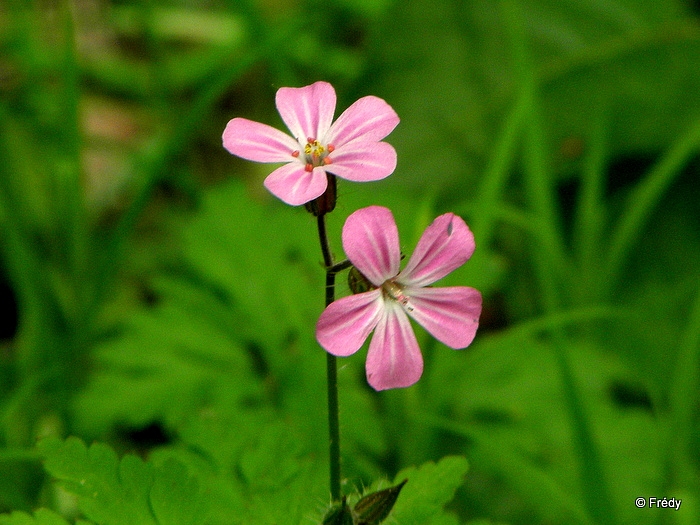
[298,139,333,169]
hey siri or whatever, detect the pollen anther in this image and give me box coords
[300,137,331,169]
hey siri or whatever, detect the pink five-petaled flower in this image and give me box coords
[222,81,399,206]
[316,206,482,391]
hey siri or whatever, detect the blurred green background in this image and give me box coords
[1,0,700,524]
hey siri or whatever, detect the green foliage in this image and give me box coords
[71,274,265,435]
[390,457,469,525]
[38,437,207,525]
[33,432,329,525]
[0,509,74,525]
[0,437,468,525]
[375,0,700,194]
[154,415,331,525]
[2,0,700,524]
[71,179,330,443]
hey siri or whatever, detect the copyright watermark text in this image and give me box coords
[635,497,682,510]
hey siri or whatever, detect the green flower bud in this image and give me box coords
[348,266,376,294]
[352,479,407,525]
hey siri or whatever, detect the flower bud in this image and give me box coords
[348,266,376,294]
[352,479,407,525]
[305,173,337,216]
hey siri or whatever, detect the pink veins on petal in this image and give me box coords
[316,206,483,391]
[222,81,399,206]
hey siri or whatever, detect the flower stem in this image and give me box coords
[326,350,341,501]
[317,213,342,502]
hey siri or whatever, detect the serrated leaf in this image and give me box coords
[241,458,325,525]
[236,421,327,524]
[389,456,469,525]
[73,178,331,444]
[177,180,322,352]
[150,459,204,525]
[38,437,207,525]
[39,437,155,525]
[72,276,262,435]
[154,415,327,525]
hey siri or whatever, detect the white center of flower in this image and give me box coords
[382,280,413,311]
[291,137,335,172]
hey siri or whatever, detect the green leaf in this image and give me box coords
[73,178,332,444]
[38,437,207,525]
[389,456,469,525]
[150,459,204,525]
[235,422,327,525]
[177,180,323,353]
[155,415,328,525]
[72,276,262,436]
[0,509,73,525]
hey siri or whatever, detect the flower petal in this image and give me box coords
[264,163,328,205]
[342,206,401,286]
[326,141,397,182]
[404,286,482,349]
[223,118,299,162]
[276,81,336,144]
[316,290,384,356]
[398,213,475,287]
[366,302,423,390]
[324,95,399,146]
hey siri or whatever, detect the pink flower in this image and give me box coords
[316,206,482,391]
[222,81,399,206]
